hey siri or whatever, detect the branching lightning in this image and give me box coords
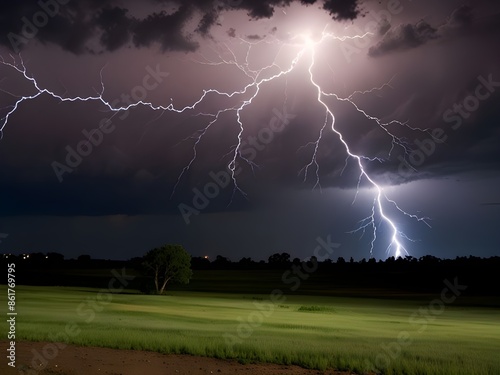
[0,23,431,258]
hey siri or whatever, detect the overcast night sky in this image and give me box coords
[0,0,499,261]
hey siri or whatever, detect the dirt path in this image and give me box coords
[2,341,356,375]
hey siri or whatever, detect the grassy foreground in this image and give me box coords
[2,285,499,375]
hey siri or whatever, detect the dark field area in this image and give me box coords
[2,256,499,374]
[5,255,499,301]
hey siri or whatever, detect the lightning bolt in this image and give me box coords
[293,31,430,258]
[0,23,431,258]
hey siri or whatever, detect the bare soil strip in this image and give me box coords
[2,341,355,375]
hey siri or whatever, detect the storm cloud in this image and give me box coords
[0,0,499,260]
[368,5,479,57]
[0,0,361,54]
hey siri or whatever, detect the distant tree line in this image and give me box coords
[1,250,499,296]
[2,251,499,271]
[190,252,500,271]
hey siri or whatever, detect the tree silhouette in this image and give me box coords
[268,252,291,267]
[142,244,192,294]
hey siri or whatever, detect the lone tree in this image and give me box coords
[142,244,192,294]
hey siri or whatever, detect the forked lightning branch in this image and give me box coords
[0,20,430,258]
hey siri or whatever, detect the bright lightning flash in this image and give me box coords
[298,31,431,258]
[0,24,431,259]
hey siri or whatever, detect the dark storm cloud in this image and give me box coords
[368,5,479,57]
[217,0,361,20]
[1,1,499,261]
[132,5,199,52]
[0,0,361,54]
[385,73,500,184]
[321,0,360,21]
[246,34,265,40]
[439,5,473,32]
[95,7,134,52]
[196,11,219,37]
[368,20,438,57]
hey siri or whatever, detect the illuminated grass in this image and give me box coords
[2,285,499,375]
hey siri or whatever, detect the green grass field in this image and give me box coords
[2,285,499,375]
